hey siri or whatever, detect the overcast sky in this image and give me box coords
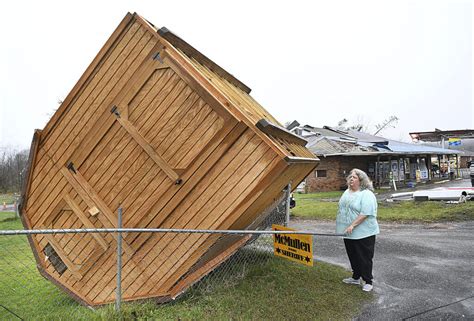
[0,0,472,149]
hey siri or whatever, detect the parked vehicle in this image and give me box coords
[295,181,306,193]
[469,161,474,187]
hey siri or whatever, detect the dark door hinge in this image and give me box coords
[110,105,121,118]
[67,162,77,174]
[153,52,163,63]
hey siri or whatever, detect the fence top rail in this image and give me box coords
[0,227,345,237]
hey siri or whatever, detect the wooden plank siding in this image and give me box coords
[169,234,252,298]
[33,31,158,210]
[91,131,277,302]
[27,14,136,194]
[75,122,247,301]
[26,22,157,217]
[21,12,318,306]
[155,152,283,294]
[29,20,144,190]
[62,121,245,304]
[187,55,280,126]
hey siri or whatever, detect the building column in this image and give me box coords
[427,155,432,181]
[447,154,451,177]
[396,156,401,182]
[456,154,460,178]
[375,155,380,188]
[401,157,405,182]
[388,155,393,189]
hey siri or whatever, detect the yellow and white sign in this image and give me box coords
[272,224,313,266]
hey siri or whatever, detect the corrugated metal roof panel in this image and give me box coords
[302,125,463,156]
[308,137,379,156]
[308,136,461,156]
[385,141,463,154]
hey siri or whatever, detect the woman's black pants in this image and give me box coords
[344,235,376,284]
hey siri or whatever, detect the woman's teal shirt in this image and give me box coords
[336,189,379,239]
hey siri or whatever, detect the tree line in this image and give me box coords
[0,147,29,193]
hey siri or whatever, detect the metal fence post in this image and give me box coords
[15,199,19,218]
[115,206,123,312]
[285,183,291,226]
[14,197,21,218]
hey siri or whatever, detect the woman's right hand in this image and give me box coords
[344,225,354,235]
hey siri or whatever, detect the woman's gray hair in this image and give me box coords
[347,168,374,191]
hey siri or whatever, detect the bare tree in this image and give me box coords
[336,116,370,132]
[373,116,399,135]
[0,146,29,193]
[335,115,398,136]
[337,118,348,128]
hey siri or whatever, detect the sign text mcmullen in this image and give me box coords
[272,224,313,266]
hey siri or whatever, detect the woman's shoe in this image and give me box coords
[362,283,373,292]
[342,277,360,285]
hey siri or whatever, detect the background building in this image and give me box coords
[288,123,462,192]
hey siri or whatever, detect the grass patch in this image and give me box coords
[0,219,371,320]
[294,191,344,200]
[293,190,385,201]
[292,201,339,220]
[0,219,96,320]
[102,259,370,321]
[292,194,474,222]
[0,212,16,222]
[377,201,474,222]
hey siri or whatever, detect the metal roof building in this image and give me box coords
[305,127,461,157]
[289,124,462,191]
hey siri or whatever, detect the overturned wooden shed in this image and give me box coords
[20,12,318,306]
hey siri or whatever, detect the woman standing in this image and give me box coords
[336,168,379,292]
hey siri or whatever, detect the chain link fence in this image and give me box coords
[179,191,288,297]
[0,190,306,320]
[0,230,96,320]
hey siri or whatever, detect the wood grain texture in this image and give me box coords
[117,117,181,183]
[63,194,109,251]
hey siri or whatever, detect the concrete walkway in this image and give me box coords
[290,219,474,320]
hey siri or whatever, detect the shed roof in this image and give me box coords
[153,23,281,130]
[150,23,315,159]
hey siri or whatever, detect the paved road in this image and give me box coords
[290,219,474,320]
[0,204,16,212]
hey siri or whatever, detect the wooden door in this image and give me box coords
[62,45,242,252]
